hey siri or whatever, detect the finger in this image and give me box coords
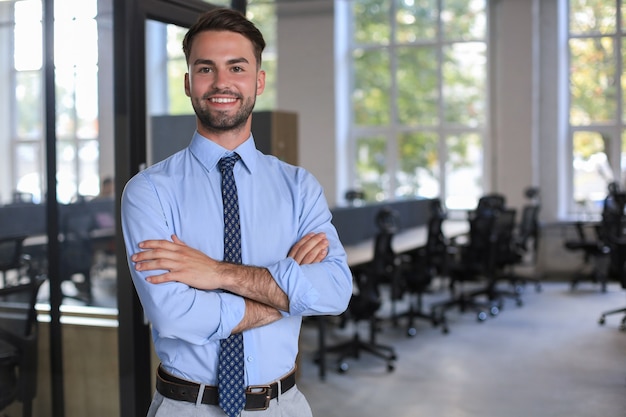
[138,239,179,250]
[132,247,180,263]
[290,233,324,263]
[288,233,315,258]
[145,272,176,284]
[171,234,187,245]
[300,243,328,265]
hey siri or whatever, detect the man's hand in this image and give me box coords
[288,232,328,265]
[131,235,225,289]
[131,232,329,287]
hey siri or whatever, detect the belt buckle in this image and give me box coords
[245,384,272,411]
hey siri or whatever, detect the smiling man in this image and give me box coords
[121,8,352,417]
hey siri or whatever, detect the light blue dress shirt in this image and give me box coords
[121,131,353,386]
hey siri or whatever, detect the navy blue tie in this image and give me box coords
[217,154,245,417]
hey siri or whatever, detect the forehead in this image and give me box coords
[189,30,257,64]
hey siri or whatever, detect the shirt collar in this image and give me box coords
[189,130,258,174]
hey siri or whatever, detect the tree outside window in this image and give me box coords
[569,0,626,215]
[346,0,487,209]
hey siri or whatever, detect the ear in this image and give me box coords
[256,69,266,96]
[184,72,191,97]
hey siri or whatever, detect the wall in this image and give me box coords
[276,0,337,206]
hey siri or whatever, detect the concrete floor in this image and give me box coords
[296,281,626,417]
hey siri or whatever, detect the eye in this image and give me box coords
[231,66,244,73]
[198,66,214,73]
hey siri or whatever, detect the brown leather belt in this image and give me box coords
[155,365,296,411]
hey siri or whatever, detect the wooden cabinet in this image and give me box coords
[252,111,298,165]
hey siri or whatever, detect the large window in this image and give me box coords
[568,0,626,214]
[343,0,488,209]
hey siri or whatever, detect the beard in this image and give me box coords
[192,90,257,133]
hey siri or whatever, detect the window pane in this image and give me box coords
[570,0,616,35]
[395,0,437,43]
[442,0,487,40]
[397,131,440,198]
[572,131,612,212]
[57,141,78,203]
[248,3,276,110]
[442,42,486,126]
[397,46,438,125]
[77,140,99,197]
[16,143,43,203]
[14,0,42,71]
[353,48,391,126]
[445,133,482,210]
[622,131,626,186]
[75,64,99,139]
[355,135,388,201]
[16,71,43,139]
[569,37,616,124]
[353,0,390,45]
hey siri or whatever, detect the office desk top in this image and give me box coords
[343,219,469,266]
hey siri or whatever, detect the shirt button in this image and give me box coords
[247,356,253,362]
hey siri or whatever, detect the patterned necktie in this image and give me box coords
[217,154,246,417]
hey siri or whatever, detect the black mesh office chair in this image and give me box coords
[510,203,543,292]
[397,199,450,335]
[0,276,45,417]
[325,207,399,373]
[0,236,31,288]
[60,204,97,304]
[564,183,621,292]
[430,198,508,322]
[598,191,626,329]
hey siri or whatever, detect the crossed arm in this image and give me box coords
[130,232,329,333]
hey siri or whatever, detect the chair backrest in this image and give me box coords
[492,208,518,269]
[0,277,45,414]
[517,204,540,251]
[476,193,506,215]
[0,236,28,273]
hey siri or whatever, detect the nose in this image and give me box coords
[212,68,231,89]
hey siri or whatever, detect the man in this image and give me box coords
[121,7,352,417]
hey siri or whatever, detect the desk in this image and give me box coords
[314,219,468,379]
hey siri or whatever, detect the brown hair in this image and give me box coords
[182,8,266,68]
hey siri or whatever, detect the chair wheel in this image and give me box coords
[598,316,606,326]
[387,363,395,372]
[338,362,349,373]
[407,327,417,337]
[516,299,523,307]
[477,311,488,321]
[490,305,500,316]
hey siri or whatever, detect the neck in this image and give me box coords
[196,118,251,150]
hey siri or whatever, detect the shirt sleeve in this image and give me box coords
[121,171,245,345]
[266,171,353,317]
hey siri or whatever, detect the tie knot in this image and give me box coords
[219,154,241,174]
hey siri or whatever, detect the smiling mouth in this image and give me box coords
[210,97,238,104]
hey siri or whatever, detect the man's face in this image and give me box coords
[184,30,265,134]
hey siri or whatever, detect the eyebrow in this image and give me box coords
[192,57,250,66]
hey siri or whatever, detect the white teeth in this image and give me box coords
[211,97,236,103]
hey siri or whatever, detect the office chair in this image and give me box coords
[430,202,510,322]
[397,198,450,335]
[60,204,97,304]
[325,207,398,373]
[495,204,543,293]
[0,276,46,417]
[0,236,31,288]
[565,183,621,292]
[597,191,626,329]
